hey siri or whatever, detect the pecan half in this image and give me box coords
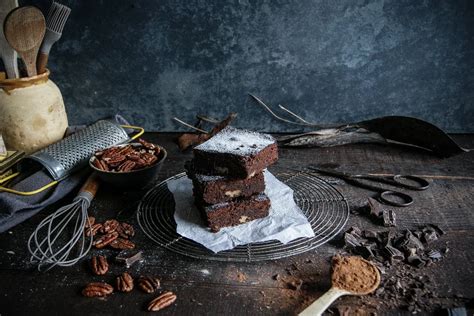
[117,160,136,172]
[82,282,114,297]
[116,272,134,292]
[109,238,135,250]
[85,223,102,237]
[138,138,156,150]
[138,276,160,293]
[93,231,119,249]
[147,291,177,312]
[101,147,121,160]
[107,154,126,168]
[117,222,135,238]
[93,158,109,171]
[101,219,119,234]
[91,255,108,275]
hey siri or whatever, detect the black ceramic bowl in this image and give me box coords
[89,143,167,189]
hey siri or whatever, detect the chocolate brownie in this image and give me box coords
[196,193,271,232]
[186,162,265,204]
[192,126,278,179]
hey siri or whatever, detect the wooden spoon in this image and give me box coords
[0,0,19,79]
[299,256,381,316]
[4,6,45,77]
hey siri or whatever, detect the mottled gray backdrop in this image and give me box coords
[27,0,474,132]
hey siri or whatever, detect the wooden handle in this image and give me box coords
[22,49,38,77]
[37,52,48,74]
[79,173,100,197]
[299,287,347,316]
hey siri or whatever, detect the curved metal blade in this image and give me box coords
[358,116,468,157]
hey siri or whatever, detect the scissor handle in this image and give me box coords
[379,190,413,207]
[392,175,430,191]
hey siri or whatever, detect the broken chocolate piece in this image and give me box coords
[115,250,143,268]
[382,210,397,227]
[367,197,383,217]
[384,245,404,262]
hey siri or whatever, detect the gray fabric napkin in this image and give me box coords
[0,115,131,233]
[0,169,89,233]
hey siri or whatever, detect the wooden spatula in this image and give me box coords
[0,0,19,79]
[4,6,45,77]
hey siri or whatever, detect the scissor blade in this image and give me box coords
[307,166,353,178]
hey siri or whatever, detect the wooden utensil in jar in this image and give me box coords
[0,0,19,79]
[4,6,45,77]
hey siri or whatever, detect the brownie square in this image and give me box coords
[186,162,265,204]
[196,193,271,232]
[192,126,278,179]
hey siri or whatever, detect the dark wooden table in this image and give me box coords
[1,133,473,315]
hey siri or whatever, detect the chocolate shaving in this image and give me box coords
[177,113,237,151]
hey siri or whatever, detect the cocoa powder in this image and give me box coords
[331,255,380,294]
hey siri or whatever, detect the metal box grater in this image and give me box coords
[27,120,130,180]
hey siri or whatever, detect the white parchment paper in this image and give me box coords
[168,170,315,253]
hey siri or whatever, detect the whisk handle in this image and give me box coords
[79,173,100,198]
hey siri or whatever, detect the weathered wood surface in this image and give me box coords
[0,133,473,315]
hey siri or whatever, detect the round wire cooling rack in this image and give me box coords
[137,171,349,262]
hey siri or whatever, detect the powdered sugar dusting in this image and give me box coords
[195,174,225,182]
[194,126,275,156]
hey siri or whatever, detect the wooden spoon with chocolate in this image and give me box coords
[299,255,380,316]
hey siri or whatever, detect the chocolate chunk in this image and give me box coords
[384,245,404,262]
[367,197,383,217]
[344,232,363,248]
[382,210,397,227]
[115,250,143,268]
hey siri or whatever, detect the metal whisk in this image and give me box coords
[28,174,99,271]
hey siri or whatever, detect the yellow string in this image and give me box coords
[0,180,59,196]
[121,125,145,140]
[0,171,20,184]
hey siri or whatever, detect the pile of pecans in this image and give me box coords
[92,139,161,172]
[84,255,176,312]
[85,217,136,250]
[83,217,177,312]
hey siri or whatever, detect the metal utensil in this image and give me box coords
[0,120,144,196]
[27,173,99,271]
[37,1,71,74]
[308,166,430,207]
[0,0,19,79]
[4,6,45,77]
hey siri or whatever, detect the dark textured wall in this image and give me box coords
[27,0,474,132]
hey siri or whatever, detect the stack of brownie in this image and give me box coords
[185,126,279,232]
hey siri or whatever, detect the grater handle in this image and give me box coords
[79,173,100,198]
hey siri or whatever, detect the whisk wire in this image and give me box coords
[28,195,94,271]
[28,200,80,260]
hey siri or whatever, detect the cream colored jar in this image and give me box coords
[0,70,68,154]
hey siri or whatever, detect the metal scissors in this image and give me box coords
[308,167,430,207]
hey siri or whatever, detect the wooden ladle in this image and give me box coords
[299,256,381,316]
[4,6,45,77]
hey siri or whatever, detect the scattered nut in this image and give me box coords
[101,219,119,234]
[109,238,135,250]
[82,282,114,297]
[138,276,160,293]
[116,272,134,293]
[147,291,177,312]
[91,255,109,275]
[93,231,119,249]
